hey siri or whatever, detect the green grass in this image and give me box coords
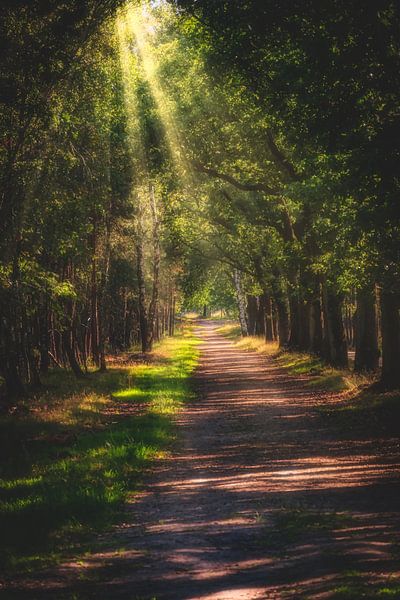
[217,323,399,435]
[332,571,400,599]
[273,508,351,543]
[216,323,366,393]
[0,327,199,575]
[320,388,400,436]
[258,508,352,551]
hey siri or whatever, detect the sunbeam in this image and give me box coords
[122,0,193,187]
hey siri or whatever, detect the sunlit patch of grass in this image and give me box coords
[215,323,243,340]
[275,352,354,392]
[0,327,199,576]
[216,323,365,393]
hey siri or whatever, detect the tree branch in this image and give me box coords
[266,129,302,182]
[191,160,280,195]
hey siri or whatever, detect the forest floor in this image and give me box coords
[2,321,400,599]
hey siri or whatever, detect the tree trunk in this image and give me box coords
[0,324,25,399]
[90,232,100,367]
[309,295,323,355]
[271,275,289,347]
[380,288,400,388]
[288,294,301,349]
[233,269,248,336]
[321,284,348,368]
[146,185,161,351]
[354,285,379,372]
[136,237,149,353]
[38,302,50,373]
[298,300,310,351]
[262,293,274,341]
[246,295,258,335]
[62,328,84,378]
[256,293,267,337]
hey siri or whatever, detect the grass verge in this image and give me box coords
[216,322,399,436]
[332,571,400,599]
[0,326,199,576]
[215,323,369,393]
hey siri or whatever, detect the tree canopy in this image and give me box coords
[1,0,400,400]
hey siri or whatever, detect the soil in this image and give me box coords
[4,321,400,599]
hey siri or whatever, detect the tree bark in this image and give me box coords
[354,285,379,372]
[136,236,149,353]
[262,292,274,341]
[90,218,100,367]
[271,275,290,348]
[246,295,258,335]
[62,328,84,378]
[321,284,348,368]
[256,294,267,337]
[309,295,323,355]
[233,269,248,336]
[146,184,161,351]
[380,288,400,388]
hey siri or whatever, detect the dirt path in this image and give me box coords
[7,322,400,599]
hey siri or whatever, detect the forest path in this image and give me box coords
[11,321,400,599]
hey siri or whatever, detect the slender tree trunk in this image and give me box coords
[146,184,161,351]
[90,220,100,366]
[288,294,301,349]
[256,294,266,336]
[262,292,274,341]
[233,269,248,336]
[246,295,258,335]
[136,236,149,353]
[380,288,400,388]
[321,283,348,368]
[309,294,323,355]
[170,295,176,336]
[62,329,84,378]
[354,285,379,372]
[98,207,112,372]
[298,300,310,351]
[0,313,25,400]
[38,300,50,373]
[271,275,289,347]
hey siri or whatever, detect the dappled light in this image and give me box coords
[7,323,399,599]
[1,0,400,598]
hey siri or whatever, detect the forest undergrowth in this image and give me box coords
[0,326,199,577]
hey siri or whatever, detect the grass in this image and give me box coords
[273,508,352,544]
[216,323,370,393]
[0,326,199,576]
[216,321,399,438]
[332,571,400,599]
[320,387,400,436]
[258,507,352,552]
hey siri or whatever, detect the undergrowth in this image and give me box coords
[0,327,199,576]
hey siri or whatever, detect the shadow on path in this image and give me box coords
[5,322,400,599]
